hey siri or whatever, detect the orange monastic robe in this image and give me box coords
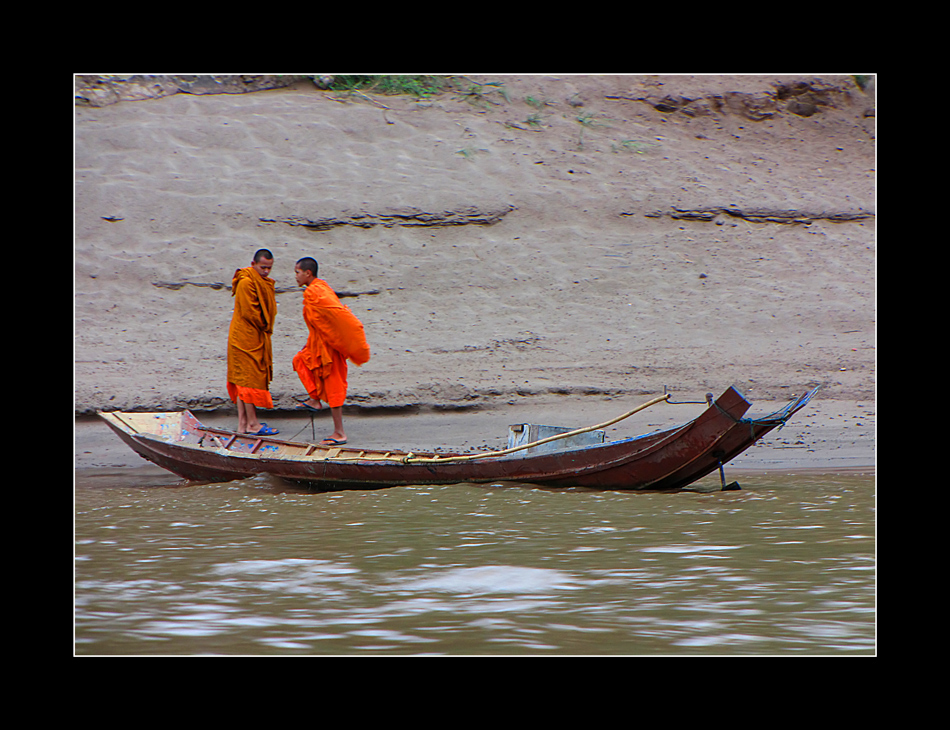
[292,279,370,408]
[227,266,277,409]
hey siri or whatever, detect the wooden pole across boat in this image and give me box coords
[401,393,671,464]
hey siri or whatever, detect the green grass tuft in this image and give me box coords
[324,75,449,97]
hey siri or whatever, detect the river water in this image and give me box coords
[74,470,875,655]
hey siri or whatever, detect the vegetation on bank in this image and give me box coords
[315,75,510,106]
[320,75,449,97]
[310,74,872,155]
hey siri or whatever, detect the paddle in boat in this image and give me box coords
[98,385,820,492]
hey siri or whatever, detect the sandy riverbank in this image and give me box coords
[74,74,875,474]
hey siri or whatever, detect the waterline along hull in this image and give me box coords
[98,386,820,492]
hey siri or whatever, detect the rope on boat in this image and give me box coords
[320,393,672,465]
[710,385,820,440]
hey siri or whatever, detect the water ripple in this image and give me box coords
[75,474,876,654]
[393,565,581,594]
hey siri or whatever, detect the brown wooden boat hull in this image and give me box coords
[99,386,819,491]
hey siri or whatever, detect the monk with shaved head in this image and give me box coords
[293,257,370,445]
[227,249,279,436]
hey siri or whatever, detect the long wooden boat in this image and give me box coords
[98,385,819,492]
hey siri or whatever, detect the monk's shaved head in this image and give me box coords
[296,257,318,277]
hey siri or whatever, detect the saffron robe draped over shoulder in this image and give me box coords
[227,266,277,409]
[292,279,370,409]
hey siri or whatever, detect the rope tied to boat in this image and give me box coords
[710,386,820,441]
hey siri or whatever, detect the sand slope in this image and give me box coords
[75,74,875,421]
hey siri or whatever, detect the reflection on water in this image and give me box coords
[74,471,875,655]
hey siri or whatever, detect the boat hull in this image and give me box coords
[98,386,819,492]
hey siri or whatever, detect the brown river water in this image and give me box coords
[74,469,875,655]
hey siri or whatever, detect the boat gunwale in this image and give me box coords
[125,416,694,470]
[100,408,699,466]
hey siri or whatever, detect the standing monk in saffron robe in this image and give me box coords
[227,249,279,436]
[292,257,371,446]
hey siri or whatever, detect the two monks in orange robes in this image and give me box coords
[292,257,371,445]
[227,251,369,443]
